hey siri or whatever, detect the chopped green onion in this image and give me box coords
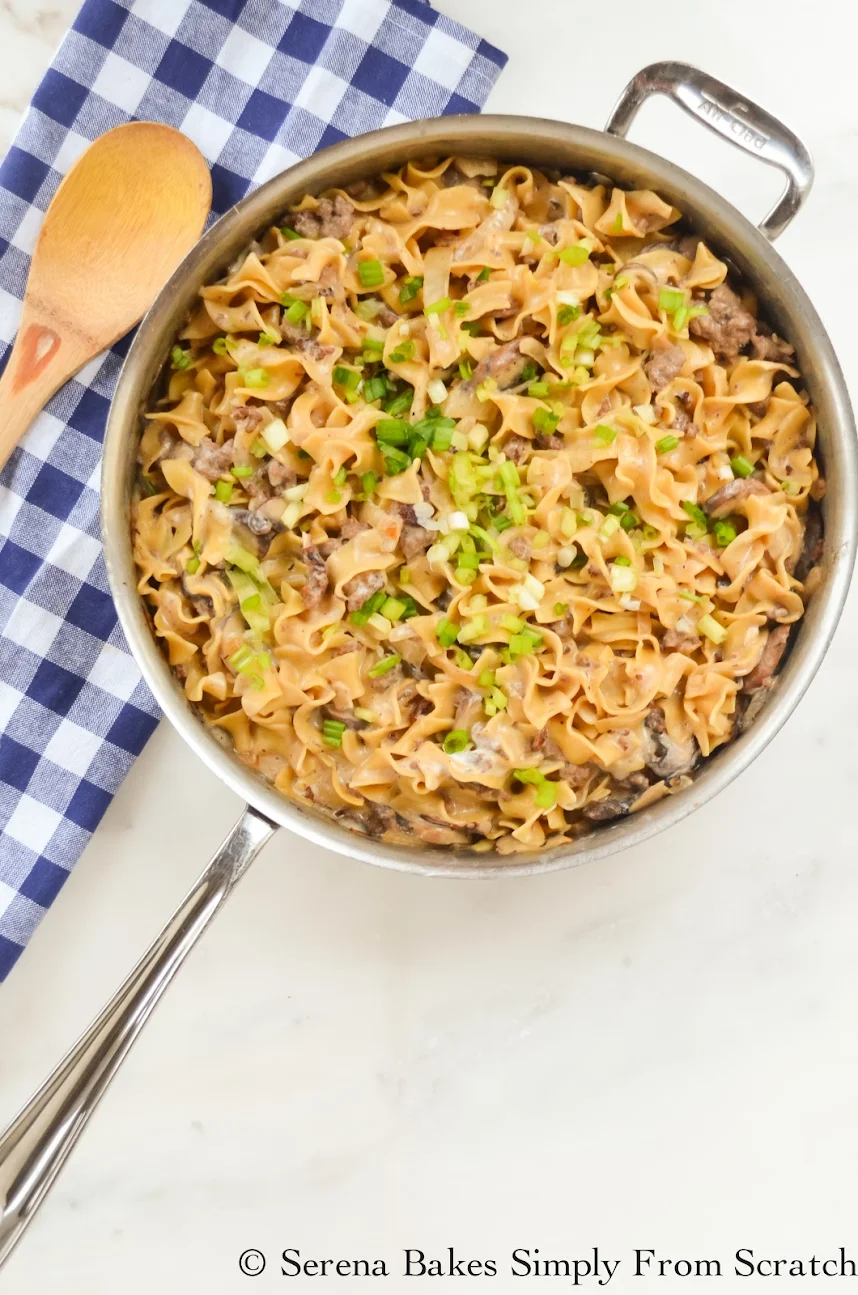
[368,653,401,678]
[712,520,737,547]
[354,298,383,321]
[436,618,459,648]
[230,464,253,480]
[730,454,755,478]
[430,422,455,452]
[425,296,451,316]
[185,556,200,574]
[535,780,557,808]
[375,418,409,446]
[533,407,560,435]
[362,336,385,355]
[608,500,630,516]
[399,276,423,305]
[380,597,406,622]
[322,719,346,747]
[514,767,544,786]
[477,267,491,282]
[673,305,689,332]
[478,669,496,689]
[678,590,703,602]
[214,480,233,504]
[681,500,708,528]
[284,299,308,326]
[258,332,279,347]
[250,437,268,458]
[557,304,581,325]
[212,337,230,355]
[333,467,347,487]
[656,435,679,454]
[454,301,471,318]
[443,729,470,755]
[459,359,473,381]
[225,543,261,576]
[613,555,632,566]
[238,367,269,389]
[363,376,388,402]
[558,244,590,266]
[358,259,385,288]
[528,382,550,398]
[493,514,512,533]
[553,602,568,617]
[383,388,413,417]
[228,645,255,672]
[620,511,638,532]
[333,365,361,390]
[171,345,191,370]
[593,424,618,445]
[361,471,377,496]
[281,226,302,240]
[698,613,727,646]
[509,630,542,657]
[350,590,387,626]
[380,445,411,475]
[389,340,415,364]
[658,288,685,313]
[612,211,624,234]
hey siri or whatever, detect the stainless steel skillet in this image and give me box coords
[1,62,854,1266]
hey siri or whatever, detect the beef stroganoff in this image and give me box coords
[133,157,824,852]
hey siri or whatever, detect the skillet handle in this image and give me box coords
[606,60,813,241]
[0,804,275,1271]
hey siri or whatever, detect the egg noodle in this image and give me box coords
[133,156,823,852]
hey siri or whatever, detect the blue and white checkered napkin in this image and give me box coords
[0,0,506,980]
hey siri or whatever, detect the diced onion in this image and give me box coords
[557,546,576,568]
[281,501,302,529]
[509,583,540,611]
[367,613,392,634]
[427,541,453,566]
[468,425,489,451]
[599,514,621,540]
[560,508,577,538]
[619,595,641,611]
[610,563,637,594]
[557,290,580,306]
[576,348,595,368]
[282,483,307,501]
[633,404,657,424]
[413,501,435,524]
[262,418,290,452]
[717,464,733,480]
[427,379,447,405]
[523,573,545,600]
[448,510,469,531]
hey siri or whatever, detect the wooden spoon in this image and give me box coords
[0,121,212,472]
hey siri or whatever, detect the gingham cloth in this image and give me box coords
[0,0,506,980]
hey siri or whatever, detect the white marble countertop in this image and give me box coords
[1,2,857,1291]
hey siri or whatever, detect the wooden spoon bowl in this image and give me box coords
[0,121,212,471]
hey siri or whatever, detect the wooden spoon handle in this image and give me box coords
[0,304,91,472]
